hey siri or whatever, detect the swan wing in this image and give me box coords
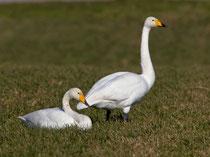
[78,73,149,110]
[77,72,128,110]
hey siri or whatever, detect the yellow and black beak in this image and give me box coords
[155,20,167,27]
[79,94,90,107]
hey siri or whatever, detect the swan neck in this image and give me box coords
[140,26,155,87]
[62,91,80,121]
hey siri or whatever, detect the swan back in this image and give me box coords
[18,107,77,128]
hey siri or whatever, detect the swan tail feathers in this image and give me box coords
[18,116,34,127]
[77,102,89,110]
[18,116,26,122]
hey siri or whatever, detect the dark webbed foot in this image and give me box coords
[106,110,111,121]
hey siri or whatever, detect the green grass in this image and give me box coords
[0,0,209,156]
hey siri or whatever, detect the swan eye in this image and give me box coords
[152,20,154,21]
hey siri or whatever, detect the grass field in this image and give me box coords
[0,0,209,156]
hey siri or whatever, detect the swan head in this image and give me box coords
[69,88,89,107]
[144,16,167,28]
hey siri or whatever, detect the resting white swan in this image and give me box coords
[18,88,92,129]
[77,16,166,121]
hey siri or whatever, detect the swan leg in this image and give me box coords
[123,107,131,122]
[123,113,128,122]
[106,110,111,121]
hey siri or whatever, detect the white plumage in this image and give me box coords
[77,16,166,121]
[18,88,92,129]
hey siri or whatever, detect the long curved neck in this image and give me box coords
[62,91,80,122]
[140,26,155,87]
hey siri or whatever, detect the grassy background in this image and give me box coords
[0,0,209,156]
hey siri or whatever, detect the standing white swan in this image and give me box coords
[18,88,92,129]
[77,16,166,121]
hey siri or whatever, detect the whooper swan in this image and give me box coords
[19,88,92,129]
[77,16,167,122]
